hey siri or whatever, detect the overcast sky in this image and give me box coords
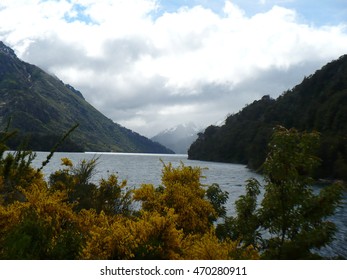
[1,0,347,137]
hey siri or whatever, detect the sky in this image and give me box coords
[0,0,347,137]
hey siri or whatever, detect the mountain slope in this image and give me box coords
[188,55,347,180]
[151,122,200,154]
[0,42,173,153]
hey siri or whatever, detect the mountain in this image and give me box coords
[188,55,347,181]
[151,122,201,154]
[0,41,173,153]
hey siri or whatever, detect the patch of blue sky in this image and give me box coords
[63,3,95,24]
[156,0,347,26]
[288,0,347,26]
[232,0,347,26]
[155,0,226,15]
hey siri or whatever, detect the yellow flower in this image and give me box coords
[61,157,73,167]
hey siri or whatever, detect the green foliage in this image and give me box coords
[1,210,82,260]
[221,127,344,259]
[49,157,100,211]
[49,157,133,215]
[260,127,322,259]
[189,55,347,181]
[0,129,39,204]
[95,174,133,216]
[1,211,52,259]
[217,178,261,248]
[205,183,229,220]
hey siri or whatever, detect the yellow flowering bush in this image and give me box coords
[0,134,259,260]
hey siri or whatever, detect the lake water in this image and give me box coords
[31,151,346,259]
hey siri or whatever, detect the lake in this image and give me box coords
[31,151,346,259]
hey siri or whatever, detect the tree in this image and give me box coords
[205,183,229,221]
[216,178,261,249]
[259,127,343,259]
[225,126,344,259]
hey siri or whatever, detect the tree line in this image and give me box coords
[189,55,347,181]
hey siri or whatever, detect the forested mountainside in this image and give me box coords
[0,42,173,153]
[188,55,347,180]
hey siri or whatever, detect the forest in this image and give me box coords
[188,55,347,181]
[0,126,344,260]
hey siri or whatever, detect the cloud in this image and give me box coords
[1,0,347,136]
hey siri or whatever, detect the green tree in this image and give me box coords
[205,183,228,221]
[217,178,261,249]
[222,126,343,259]
[260,126,343,259]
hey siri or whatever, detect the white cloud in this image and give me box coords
[0,0,347,136]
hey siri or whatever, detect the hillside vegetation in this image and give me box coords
[0,41,172,153]
[189,55,347,181]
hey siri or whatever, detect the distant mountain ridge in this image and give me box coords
[151,122,201,154]
[188,55,347,180]
[0,41,173,153]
